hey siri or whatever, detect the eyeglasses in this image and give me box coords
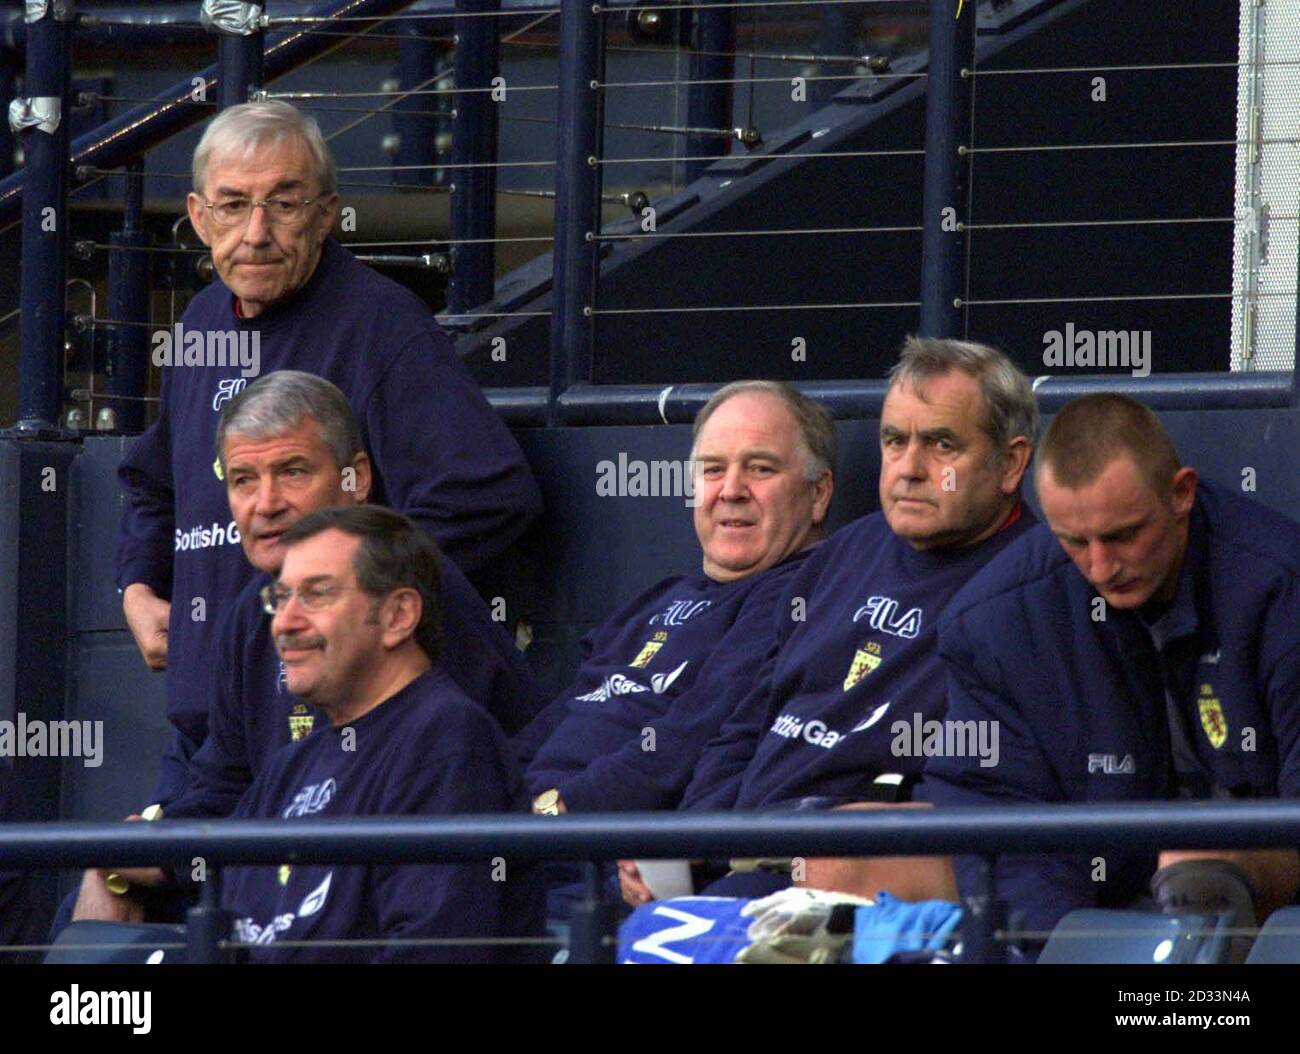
[260,582,363,615]
[203,196,320,229]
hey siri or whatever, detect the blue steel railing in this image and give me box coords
[4,800,1300,963]
[485,369,1300,427]
[6,0,1298,435]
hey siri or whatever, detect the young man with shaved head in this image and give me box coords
[927,394,1300,952]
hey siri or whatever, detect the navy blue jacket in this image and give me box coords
[116,238,542,746]
[164,553,546,820]
[220,666,543,963]
[681,503,1038,811]
[925,481,1300,934]
[516,549,811,810]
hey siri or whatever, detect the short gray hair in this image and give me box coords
[691,380,836,482]
[192,100,337,197]
[887,336,1039,457]
[216,371,362,474]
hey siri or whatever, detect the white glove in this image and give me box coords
[736,887,874,964]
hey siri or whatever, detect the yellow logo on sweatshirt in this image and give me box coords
[289,703,315,742]
[630,631,668,669]
[843,640,883,691]
[1198,683,1227,750]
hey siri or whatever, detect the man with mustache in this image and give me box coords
[100,507,539,962]
[621,337,1038,904]
[69,372,542,928]
[117,100,541,817]
[169,371,544,819]
[926,394,1300,952]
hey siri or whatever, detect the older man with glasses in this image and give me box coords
[83,507,544,963]
[116,100,542,817]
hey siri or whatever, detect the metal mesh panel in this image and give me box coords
[1231,0,1299,370]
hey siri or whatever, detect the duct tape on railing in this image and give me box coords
[200,0,265,35]
[8,97,60,136]
[25,0,74,23]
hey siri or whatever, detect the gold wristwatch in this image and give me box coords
[532,789,562,816]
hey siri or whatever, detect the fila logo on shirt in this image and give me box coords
[283,778,336,818]
[212,376,248,412]
[649,599,713,627]
[852,596,922,639]
[1087,753,1136,775]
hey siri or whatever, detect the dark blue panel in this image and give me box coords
[66,635,172,822]
[0,444,19,728]
[70,437,134,634]
[514,419,881,627]
[1022,409,1300,521]
[58,410,1299,821]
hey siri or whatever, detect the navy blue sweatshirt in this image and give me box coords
[516,549,812,810]
[220,667,543,963]
[116,238,542,746]
[164,552,546,821]
[681,503,1037,811]
[925,481,1300,935]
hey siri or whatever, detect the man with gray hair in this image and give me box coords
[621,338,1039,904]
[65,372,543,933]
[517,380,834,819]
[171,370,544,815]
[115,100,541,809]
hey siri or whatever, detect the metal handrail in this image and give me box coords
[481,370,1299,425]
[10,801,1300,963]
[5,799,1299,869]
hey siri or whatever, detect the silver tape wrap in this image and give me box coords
[8,96,61,135]
[25,0,74,23]
[200,0,264,35]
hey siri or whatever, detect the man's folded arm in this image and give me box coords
[115,387,176,597]
[561,580,791,813]
[680,646,782,812]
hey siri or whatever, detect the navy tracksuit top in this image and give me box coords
[221,667,543,963]
[115,238,542,747]
[164,556,546,821]
[926,481,1300,933]
[516,549,812,810]
[682,503,1037,811]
